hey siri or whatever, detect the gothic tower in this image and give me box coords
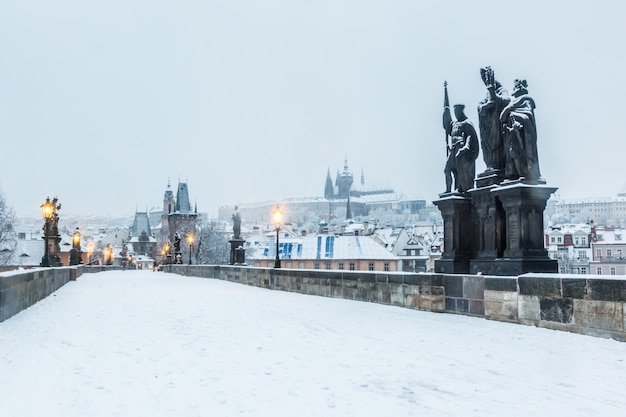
[167,181,198,246]
[324,168,335,199]
[335,158,353,199]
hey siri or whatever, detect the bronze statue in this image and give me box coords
[478,67,542,183]
[500,79,541,182]
[477,66,508,172]
[442,83,479,193]
[232,206,241,239]
[174,233,181,253]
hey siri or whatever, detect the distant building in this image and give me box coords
[546,222,626,275]
[0,229,43,270]
[554,191,626,227]
[589,225,626,275]
[371,227,429,273]
[218,158,427,225]
[127,211,157,260]
[324,158,394,201]
[158,179,198,246]
[247,231,401,272]
[545,223,592,274]
[245,218,442,272]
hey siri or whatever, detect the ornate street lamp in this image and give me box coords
[273,205,282,268]
[40,197,54,267]
[187,233,194,265]
[86,241,95,265]
[72,228,81,249]
[164,242,171,265]
[70,227,82,265]
[104,244,113,265]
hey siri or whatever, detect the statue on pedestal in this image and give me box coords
[232,206,241,239]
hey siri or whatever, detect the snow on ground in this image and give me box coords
[1,270,625,417]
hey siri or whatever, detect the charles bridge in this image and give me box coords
[1,265,625,342]
[5,66,624,342]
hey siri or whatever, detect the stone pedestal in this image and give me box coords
[485,183,557,275]
[50,235,63,267]
[229,238,246,265]
[469,186,505,261]
[434,195,472,274]
[436,182,558,276]
[475,169,507,189]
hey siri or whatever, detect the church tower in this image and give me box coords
[161,179,176,246]
[324,168,335,199]
[167,180,198,247]
[335,158,353,199]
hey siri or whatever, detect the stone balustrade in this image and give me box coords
[170,265,626,341]
[3,265,625,341]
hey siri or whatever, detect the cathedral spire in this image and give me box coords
[324,167,335,199]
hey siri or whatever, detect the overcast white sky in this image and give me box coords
[1,1,625,218]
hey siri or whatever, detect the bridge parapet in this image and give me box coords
[169,265,626,341]
[3,265,625,341]
[0,266,85,322]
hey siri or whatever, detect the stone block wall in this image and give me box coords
[170,265,626,341]
[0,266,84,322]
[5,265,623,341]
[171,265,446,313]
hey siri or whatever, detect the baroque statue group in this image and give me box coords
[443,66,542,194]
[435,66,557,276]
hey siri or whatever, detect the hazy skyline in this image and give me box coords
[2,1,625,219]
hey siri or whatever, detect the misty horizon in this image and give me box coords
[2,1,625,218]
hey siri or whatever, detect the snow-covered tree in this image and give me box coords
[194,219,230,265]
[0,190,17,266]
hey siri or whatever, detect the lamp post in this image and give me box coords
[40,197,54,267]
[164,242,171,265]
[70,227,82,265]
[187,233,194,265]
[86,241,94,265]
[104,244,113,265]
[273,205,282,268]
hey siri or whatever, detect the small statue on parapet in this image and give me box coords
[232,206,241,239]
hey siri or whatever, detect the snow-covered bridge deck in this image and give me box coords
[1,270,624,416]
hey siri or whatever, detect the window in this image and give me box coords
[575,237,580,245]
[579,251,587,259]
[557,237,562,243]
[267,262,273,268]
[551,237,556,243]
[611,267,616,275]
[285,262,292,268]
[349,262,355,271]
[314,262,320,270]
[597,267,602,275]
[607,249,612,257]
[596,249,602,258]
[326,262,332,270]
[580,267,587,275]
[338,262,344,270]
[298,262,305,269]
[384,262,390,272]
[369,263,375,271]
[581,237,587,245]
